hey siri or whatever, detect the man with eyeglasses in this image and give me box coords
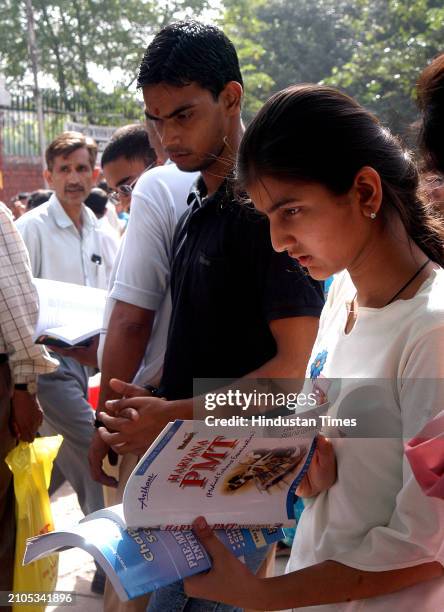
[101,124,158,233]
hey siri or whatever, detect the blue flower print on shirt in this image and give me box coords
[310,350,328,380]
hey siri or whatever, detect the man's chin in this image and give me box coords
[173,159,202,173]
[172,155,216,174]
[62,192,85,205]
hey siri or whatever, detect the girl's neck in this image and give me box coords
[347,219,432,308]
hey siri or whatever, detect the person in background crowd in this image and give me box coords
[97,178,122,235]
[9,192,29,219]
[405,52,444,499]
[102,124,157,234]
[16,131,112,594]
[182,83,444,611]
[97,22,324,612]
[84,187,120,281]
[27,189,53,210]
[0,202,58,603]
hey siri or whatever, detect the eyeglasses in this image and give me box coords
[109,161,156,203]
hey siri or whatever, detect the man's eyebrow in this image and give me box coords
[144,103,196,121]
[267,197,300,214]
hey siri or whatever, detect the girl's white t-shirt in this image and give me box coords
[287,268,444,611]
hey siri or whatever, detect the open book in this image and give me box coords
[33,278,107,347]
[24,504,283,601]
[123,420,317,529]
[24,420,317,599]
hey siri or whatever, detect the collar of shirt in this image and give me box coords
[48,193,96,235]
[186,175,234,213]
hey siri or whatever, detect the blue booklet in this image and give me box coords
[24,504,283,601]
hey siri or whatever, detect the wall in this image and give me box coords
[0,157,44,204]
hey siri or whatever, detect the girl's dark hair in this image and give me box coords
[417,53,444,175]
[238,84,444,266]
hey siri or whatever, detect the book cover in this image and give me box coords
[124,420,316,529]
[24,506,283,601]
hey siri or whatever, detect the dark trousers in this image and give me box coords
[0,361,16,598]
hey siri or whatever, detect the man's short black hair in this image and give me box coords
[137,20,243,99]
[85,188,108,218]
[101,124,156,168]
[28,189,53,209]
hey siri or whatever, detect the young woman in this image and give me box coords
[184,84,444,610]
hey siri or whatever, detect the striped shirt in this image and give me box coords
[0,203,58,383]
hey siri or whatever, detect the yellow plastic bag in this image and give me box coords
[5,436,62,612]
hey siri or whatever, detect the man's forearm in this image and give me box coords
[98,301,154,412]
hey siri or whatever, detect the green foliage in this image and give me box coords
[221,0,444,136]
[0,0,209,122]
[1,0,443,136]
[255,0,355,90]
[220,0,275,120]
[324,0,444,137]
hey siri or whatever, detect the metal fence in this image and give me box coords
[0,93,141,158]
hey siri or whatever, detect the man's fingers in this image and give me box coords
[93,468,118,487]
[98,427,129,446]
[98,411,138,432]
[120,408,139,421]
[105,396,152,414]
[109,378,148,398]
[89,453,118,487]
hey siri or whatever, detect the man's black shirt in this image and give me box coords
[158,178,324,400]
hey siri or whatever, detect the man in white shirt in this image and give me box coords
[16,132,110,526]
[90,124,198,490]
[76,123,197,610]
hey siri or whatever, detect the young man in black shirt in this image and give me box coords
[97,20,324,611]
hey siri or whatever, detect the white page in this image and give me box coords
[33,278,107,339]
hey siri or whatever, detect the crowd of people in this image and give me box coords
[0,19,443,612]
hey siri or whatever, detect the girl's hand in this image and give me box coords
[296,435,337,498]
[184,517,262,609]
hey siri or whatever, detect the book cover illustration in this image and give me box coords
[124,420,316,529]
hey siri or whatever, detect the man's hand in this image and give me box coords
[51,334,99,368]
[88,429,118,487]
[11,390,43,442]
[296,435,336,498]
[97,395,171,456]
[106,378,152,405]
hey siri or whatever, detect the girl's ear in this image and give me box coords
[352,166,383,220]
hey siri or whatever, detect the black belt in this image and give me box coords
[0,354,8,364]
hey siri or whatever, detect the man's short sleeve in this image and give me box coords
[110,186,174,311]
[264,251,325,322]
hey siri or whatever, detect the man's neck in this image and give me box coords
[201,122,244,197]
[57,196,83,232]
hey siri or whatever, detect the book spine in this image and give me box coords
[157,523,283,531]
